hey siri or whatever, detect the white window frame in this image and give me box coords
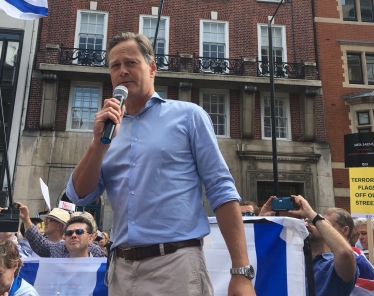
[199,89,230,138]
[73,10,109,65]
[155,86,168,99]
[257,23,287,64]
[261,92,291,140]
[199,20,229,73]
[139,15,170,55]
[66,81,103,132]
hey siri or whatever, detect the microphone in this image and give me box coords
[101,85,128,144]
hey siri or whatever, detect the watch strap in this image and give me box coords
[312,213,325,225]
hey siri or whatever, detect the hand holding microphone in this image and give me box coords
[101,85,128,144]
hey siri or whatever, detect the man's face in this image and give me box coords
[44,218,61,236]
[240,205,255,216]
[357,224,369,250]
[0,263,16,295]
[0,232,13,241]
[108,39,156,101]
[64,223,93,256]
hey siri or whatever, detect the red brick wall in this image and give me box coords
[335,197,351,213]
[26,0,318,141]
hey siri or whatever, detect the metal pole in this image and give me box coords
[268,18,279,199]
[152,0,164,53]
[267,0,284,199]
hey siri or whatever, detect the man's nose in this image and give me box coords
[120,65,129,76]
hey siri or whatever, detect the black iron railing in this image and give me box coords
[59,46,107,66]
[193,54,244,75]
[257,60,305,79]
[154,54,180,71]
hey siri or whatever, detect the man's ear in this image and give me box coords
[88,233,94,244]
[149,60,157,78]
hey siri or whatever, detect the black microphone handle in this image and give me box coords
[101,96,126,145]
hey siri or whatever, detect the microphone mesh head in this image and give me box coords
[113,85,128,99]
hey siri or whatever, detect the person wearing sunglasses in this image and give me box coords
[63,216,94,258]
[14,202,105,258]
[240,201,259,217]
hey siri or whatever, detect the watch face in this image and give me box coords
[245,266,255,279]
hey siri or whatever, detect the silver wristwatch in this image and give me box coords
[230,265,255,280]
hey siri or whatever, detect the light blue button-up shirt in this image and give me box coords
[67,93,240,248]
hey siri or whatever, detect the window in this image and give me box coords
[199,20,229,73]
[347,52,374,85]
[74,10,108,66]
[257,24,287,76]
[67,82,102,131]
[261,93,291,140]
[356,110,374,132]
[358,111,370,124]
[200,90,230,137]
[342,0,374,22]
[139,15,169,70]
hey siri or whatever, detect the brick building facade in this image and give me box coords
[14,0,332,230]
[314,0,374,212]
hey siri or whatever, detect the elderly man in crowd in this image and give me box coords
[39,208,70,242]
[323,207,374,280]
[16,202,105,257]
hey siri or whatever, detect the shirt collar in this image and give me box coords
[125,92,165,117]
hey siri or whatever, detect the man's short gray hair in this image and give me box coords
[324,207,354,238]
[106,32,155,65]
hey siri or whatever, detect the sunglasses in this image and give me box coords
[242,212,255,217]
[65,228,87,237]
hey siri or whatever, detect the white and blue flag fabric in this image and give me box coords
[205,216,308,296]
[20,217,308,296]
[0,0,48,20]
[20,258,107,296]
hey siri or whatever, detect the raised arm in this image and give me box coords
[73,98,124,198]
[215,201,256,296]
[290,195,356,283]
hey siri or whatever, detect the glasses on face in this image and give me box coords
[44,218,55,224]
[242,212,255,217]
[65,228,87,237]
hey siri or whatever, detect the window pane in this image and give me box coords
[358,111,370,125]
[71,86,100,130]
[342,0,357,20]
[347,54,363,83]
[360,0,374,21]
[359,128,372,133]
[202,93,227,136]
[367,55,374,85]
[263,97,288,139]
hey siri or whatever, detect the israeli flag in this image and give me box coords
[20,217,308,296]
[0,0,48,20]
[204,216,309,296]
[20,258,107,296]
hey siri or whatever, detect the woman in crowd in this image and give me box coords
[98,231,109,256]
[0,240,39,296]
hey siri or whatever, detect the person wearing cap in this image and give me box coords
[39,208,70,242]
[16,202,105,258]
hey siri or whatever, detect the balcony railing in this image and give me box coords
[54,46,311,80]
[154,54,180,72]
[59,46,106,66]
[193,54,244,75]
[257,60,305,79]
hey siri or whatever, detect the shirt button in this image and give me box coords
[131,191,135,195]
[134,138,138,141]
[131,221,135,225]
[132,163,136,167]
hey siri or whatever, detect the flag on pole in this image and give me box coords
[0,0,48,20]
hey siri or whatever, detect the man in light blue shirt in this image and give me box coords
[66,32,256,296]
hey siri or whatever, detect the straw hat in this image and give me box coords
[40,208,70,224]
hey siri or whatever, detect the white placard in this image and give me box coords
[39,178,51,211]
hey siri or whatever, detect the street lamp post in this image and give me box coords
[268,0,284,198]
